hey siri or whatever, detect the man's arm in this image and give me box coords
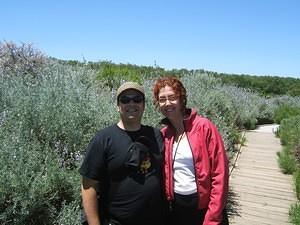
[81,177,101,225]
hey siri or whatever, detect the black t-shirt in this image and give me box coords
[79,124,165,225]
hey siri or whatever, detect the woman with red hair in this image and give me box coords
[153,77,229,225]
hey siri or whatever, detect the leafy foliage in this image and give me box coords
[96,61,141,89]
[294,169,300,200]
[277,146,297,174]
[0,41,47,77]
[1,41,300,224]
[0,48,117,224]
[276,110,300,224]
[274,105,300,124]
[0,130,80,225]
[278,115,300,146]
[213,72,300,96]
[289,202,300,225]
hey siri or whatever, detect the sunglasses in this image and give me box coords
[119,95,144,104]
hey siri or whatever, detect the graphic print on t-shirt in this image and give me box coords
[139,152,151,174]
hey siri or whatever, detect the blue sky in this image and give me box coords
[1,0,299,78]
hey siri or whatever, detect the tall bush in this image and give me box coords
[0,41,47,77]
[274,105,300,124]
[278,115,300,146]
[0,59,118,224]
[0,128,80,225]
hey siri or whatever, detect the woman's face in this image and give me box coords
[158,85,182,121]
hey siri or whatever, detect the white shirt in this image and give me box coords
[172,135,197,195]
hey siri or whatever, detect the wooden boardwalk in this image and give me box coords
[228,125,297,225]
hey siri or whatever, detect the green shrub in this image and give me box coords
[95,61,141,89]
[278,116,300,146]
[274,104,300,124]
[277,146,297,174]
[55,200,81,225]
[0,132,80,225]
[296,144,300,168]
[289,202,300,225]
[294,169,300,200]
[0,60,116,224]
[0,41,47,77]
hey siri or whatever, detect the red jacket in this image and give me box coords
[161,109,229,225]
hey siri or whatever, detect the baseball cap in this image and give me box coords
[116,82,145,100]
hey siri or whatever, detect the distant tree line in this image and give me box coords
[55,58,192,89]
[210,72,300,96]
[57,59,300,97]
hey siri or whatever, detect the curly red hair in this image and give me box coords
[152,76,187,112]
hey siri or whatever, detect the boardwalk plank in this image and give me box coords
[229,125,297,225]
[229,184,295,200]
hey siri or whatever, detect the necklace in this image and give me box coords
[172,132,185,168]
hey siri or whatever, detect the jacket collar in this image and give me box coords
[160,108,198,131]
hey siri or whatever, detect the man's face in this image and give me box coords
[117,89,145,123]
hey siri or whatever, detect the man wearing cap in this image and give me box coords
[79,82,165,225]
